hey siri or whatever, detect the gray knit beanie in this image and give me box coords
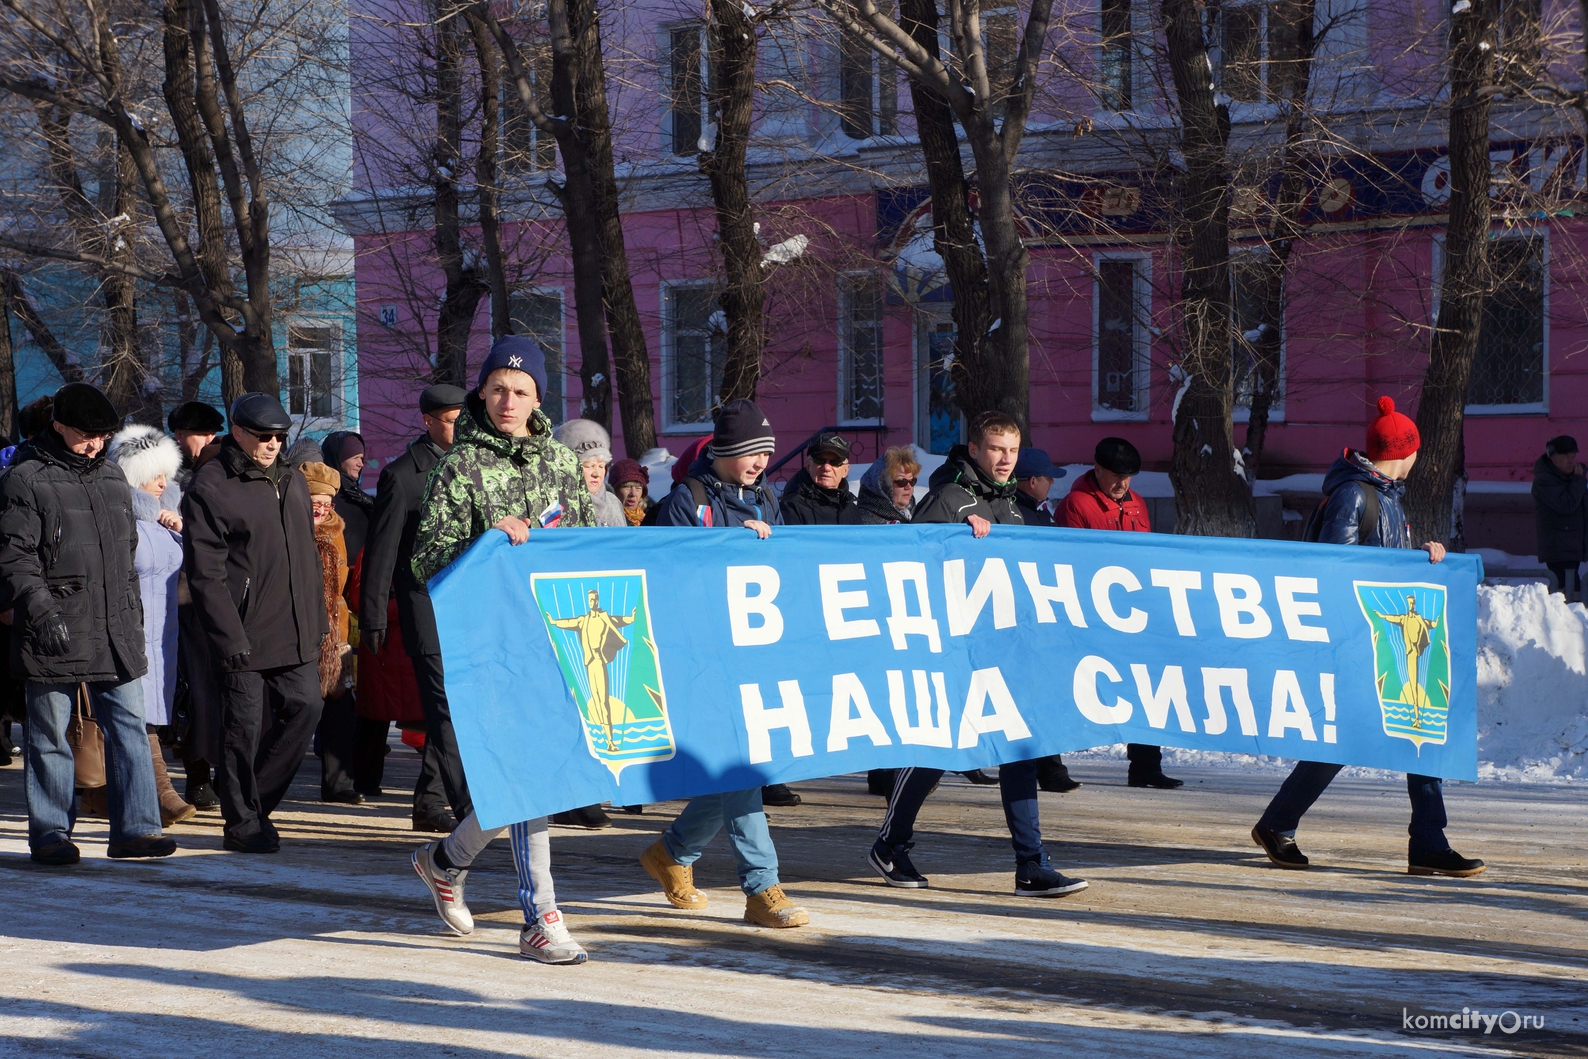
[553,418,613,465]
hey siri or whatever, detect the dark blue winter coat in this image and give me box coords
[1316,449,1411,549]
[655,456,783,529]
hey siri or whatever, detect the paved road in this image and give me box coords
[1,747,1584,1058]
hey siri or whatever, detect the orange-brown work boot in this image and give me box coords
[640,840,707,909]
[744,885,809,928]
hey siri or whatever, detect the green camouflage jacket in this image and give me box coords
[412,394,595,583]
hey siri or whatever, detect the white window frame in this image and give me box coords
[660,279,726,433]
[1229,247,1286,424]
[1432,226,1550,416]
[1091,252,1151,422]
[660,21,710,158]
[837,272,886,427]
[285,318,344,430]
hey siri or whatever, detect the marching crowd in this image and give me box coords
[1,336,1494,968]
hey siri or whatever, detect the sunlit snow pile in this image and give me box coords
[1071,583,1588,785]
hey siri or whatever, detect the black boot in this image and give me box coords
[550,804,612,829]
[760,783,802,807]
[1036,755,1080,793]
[959,769,999,785]
[1408,848,1486,877]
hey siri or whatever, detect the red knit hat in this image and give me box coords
[1366,396,1420,461]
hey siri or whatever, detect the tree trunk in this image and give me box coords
[961,136,1030,434]
[1404,0,1497,546]
[161,0,245,405]
[897,0,991,434]
[1242,0,1316,481]
[0,286,15,440]
[433,1,485,388]
[1162,0,1252,536]
[572,0,656,453]
[703,0,764,404]
[549,0,613,428]
[466,11,511,341]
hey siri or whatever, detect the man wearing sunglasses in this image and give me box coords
[183,392,328,853]
[778,431,857,526]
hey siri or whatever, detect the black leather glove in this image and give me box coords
[221,650,252,673]
[32,614,70,657]
[364,628,386,655]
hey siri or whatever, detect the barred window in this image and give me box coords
[1468,236,1546,408]
[1095,258,1147,416]
[840,275,884,423]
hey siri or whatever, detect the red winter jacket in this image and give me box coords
[1053,470,1152,533]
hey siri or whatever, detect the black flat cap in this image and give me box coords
[230,392,293,432]
[420,384,467,415]
[53,383,122,435]
[168,400,225,433]
[1094,436,1141,476]
[808,431,851,461]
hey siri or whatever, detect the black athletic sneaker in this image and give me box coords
[1251,824,1309,869]
[1409,848,1486,877]
[412,808,457,833]
[868,839,928,888]
[224,830,280,854]
[1014,866,1088,897]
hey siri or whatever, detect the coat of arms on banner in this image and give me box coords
[1354,582,1450,749]
[530,571,675,777]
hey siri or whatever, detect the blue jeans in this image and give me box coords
[662,787,779,895]
[880,759,1049,870]
[1259,761,1449,857]
[24,679,162,850]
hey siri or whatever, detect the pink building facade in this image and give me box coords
[338,0,1587,551]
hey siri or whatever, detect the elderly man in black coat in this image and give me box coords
[360,384,467,833]
[0,383,176,865]
[183,393,328,853]
[1533,435,1588,602]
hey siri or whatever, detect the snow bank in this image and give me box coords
[1074,583,1588,785]
[1475,582,1588,783]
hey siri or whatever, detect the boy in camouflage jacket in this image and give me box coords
[408,336,595,966]
[412,385,593,584]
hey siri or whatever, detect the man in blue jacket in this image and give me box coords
[1251,396,1485,877]
[639,399,811,929]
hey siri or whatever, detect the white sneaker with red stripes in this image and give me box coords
[519,909,588,964]
[412,842,473,936]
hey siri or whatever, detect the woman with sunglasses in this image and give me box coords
[846,445,921,525]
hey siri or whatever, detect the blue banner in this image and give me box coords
[430,526,1481,830]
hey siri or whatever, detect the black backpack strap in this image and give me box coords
[684,476,711,524]
[1357,481,1380,545]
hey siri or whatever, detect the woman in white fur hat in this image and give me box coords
[108,424,196,826]
[553,418,626,527]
